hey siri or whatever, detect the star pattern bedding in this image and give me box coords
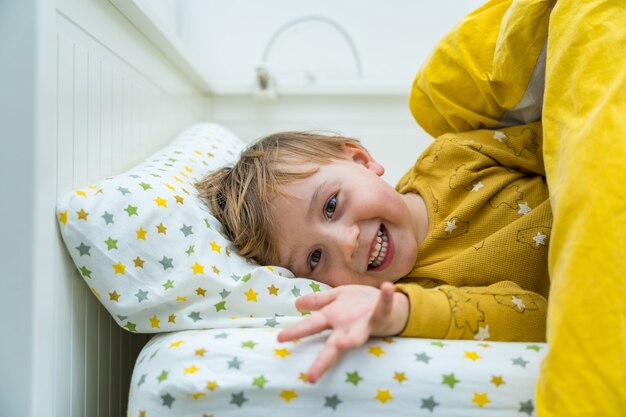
[57,123,327,334]
[127,328,547,417]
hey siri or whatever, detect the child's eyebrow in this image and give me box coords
[308,180,329,215]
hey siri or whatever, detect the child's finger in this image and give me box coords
[277,312,329,342]
[307,335,343,383]
[370,282,394,327]
[295,288,338,312]
[308,327,369,383]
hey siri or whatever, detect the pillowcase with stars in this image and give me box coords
[57,123,327,333]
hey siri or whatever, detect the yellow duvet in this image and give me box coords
[409,0,626,415]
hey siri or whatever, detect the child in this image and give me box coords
[196,122,551,382]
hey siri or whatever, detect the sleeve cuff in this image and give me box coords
[394,283,451,338]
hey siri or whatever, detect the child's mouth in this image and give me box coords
[367,224,389,270]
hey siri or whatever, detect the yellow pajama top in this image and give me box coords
[394,122,550,342]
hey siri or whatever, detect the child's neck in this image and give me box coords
[402,192,429,246]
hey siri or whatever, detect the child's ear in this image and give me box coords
[343,143,385,177]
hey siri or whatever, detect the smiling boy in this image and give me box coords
[196,122,550,382]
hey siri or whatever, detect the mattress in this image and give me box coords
[128,328,546,416]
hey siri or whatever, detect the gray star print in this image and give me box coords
[324,395,342,410]
[161,393,175,408]
[188,311,202,322]
[134,289,149,303]
[230,392,247,407]
[101,212,114,224]
[512,357,529,368]
[519,400,534,415]
[75,242,91,256]
[415,352,432,363]
[228,357,242,369]
[265,317,279,327]
[180,224,193,237]
[159,256,174,270]
[421,396,439,412]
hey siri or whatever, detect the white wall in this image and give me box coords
[188,0,483,184]
[178,0,484,90]
[0,0,206,416]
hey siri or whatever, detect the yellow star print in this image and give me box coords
[191,392,206,400]
[176,296,188,302]
[196,287,207,297]
[154,197,167,207]
[206,381,219,391]
[174,195,184,204]
[112,261,126,275]
[472,392,491,408]
[191,262,205,275]
[210,241,221,253]
[75,190,87,197]
[156,223,167,234]
[212,265,220,275]
[165,183,176,192]
[274,348,291,358]
[375,389,393,404]
[170,340,184,348]
[368,346,386,357]
[244,288,259,302]
[133,257,145,268]
[77,209,88,221]
[109,291,120,302]
[195,348,207,357]
[136,227,147,240]
[268,284,279,295]
[168,314,176,323]
[149,315,160,329]
[184,365,199,374]
[59,210,68,225]
[279,390,298,403]
[490,375,505,387]
[299,372,309,383]
[465,351,481,361]
[393,372,407,383]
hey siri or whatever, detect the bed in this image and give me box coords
[57,123,547,417]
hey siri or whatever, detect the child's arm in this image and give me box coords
[277,282,409,383]
[395,280,546,341]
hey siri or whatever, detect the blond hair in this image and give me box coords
[195,131,362,265]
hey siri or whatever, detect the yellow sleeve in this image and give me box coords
[395,280,546,342]
[537,0,626,415]
[409,0,553,137]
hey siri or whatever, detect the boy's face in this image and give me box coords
[271,144,423,287]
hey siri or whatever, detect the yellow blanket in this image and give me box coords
[409,0,626,415]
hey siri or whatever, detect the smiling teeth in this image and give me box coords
[368,227,388,268]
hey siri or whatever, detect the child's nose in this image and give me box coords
[335,224,360,262]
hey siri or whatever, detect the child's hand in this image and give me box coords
[277,281,409,383]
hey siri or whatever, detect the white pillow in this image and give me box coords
[57,123,328,333]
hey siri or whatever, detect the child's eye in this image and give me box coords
[324,195,338,219]
[309,249,322,270]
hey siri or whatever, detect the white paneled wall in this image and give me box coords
[53,9,204,416]
[0,0,206,415]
